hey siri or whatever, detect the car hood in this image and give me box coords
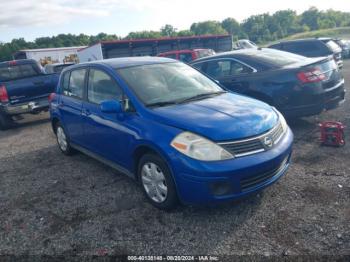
[147,93,279,141]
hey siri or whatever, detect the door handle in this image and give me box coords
[82,109,91,116]
[33,81,44,85]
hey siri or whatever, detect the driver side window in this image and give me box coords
[87,69,123,104]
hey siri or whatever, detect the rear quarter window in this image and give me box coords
[63,69,86,99]
[61,72,70,93]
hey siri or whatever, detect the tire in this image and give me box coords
[55,122,74,155]
[138,153,178,210]
[0,112,13,130]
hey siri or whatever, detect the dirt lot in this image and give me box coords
[0,61,349,259]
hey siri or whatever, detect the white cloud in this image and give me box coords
[0,0,349,32]
[0,0,120,28]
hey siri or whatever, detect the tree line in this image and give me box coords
[1,7,350,62]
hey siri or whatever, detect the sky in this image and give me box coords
[1,0,350,43]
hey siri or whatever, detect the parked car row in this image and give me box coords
[0,36,346,210]
[334,39,350,58]
[50,57,293,209]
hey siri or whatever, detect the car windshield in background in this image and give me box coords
[324,40,342,53]
[0,64,41,81]
[117,62,223,107]
[250,49,307,67]
[196,49,215,58]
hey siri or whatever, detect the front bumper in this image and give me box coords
[170,127,293,205]
[2,98,49,115]
[281,79,345,118]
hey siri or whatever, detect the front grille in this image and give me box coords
[219,120,285,158]
[240,157,288,192]
[220,139,264,156]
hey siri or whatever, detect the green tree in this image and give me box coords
[301,7,320,31]
[190,21,227,35]
[125,31,162,39]
[221,18,240,36]
[161,24,177,37]
[177,30,195,37]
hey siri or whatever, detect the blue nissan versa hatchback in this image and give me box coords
[49,57,293,209]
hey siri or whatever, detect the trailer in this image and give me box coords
[78,35,233,63]
[13,46,87,65]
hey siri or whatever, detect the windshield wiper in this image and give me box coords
[146,101,179,108]
[178,91,226,104]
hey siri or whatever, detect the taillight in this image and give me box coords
[48,92,56,103]
[297,68,326,83]
[0,85,9,103]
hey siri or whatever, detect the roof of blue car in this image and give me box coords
[95,57,176,69]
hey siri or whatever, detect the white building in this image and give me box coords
[13,46,87,65]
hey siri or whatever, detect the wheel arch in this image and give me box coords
[51,117,60,134]
[132,143,174,183]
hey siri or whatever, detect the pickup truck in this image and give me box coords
[0,59,58,130]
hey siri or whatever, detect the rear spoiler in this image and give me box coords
[283,56,332,70]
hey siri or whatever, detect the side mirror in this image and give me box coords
[100,100,122,113]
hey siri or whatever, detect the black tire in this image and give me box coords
[0,112,13,130]
[138,153,178,210]
[55,122,74,155]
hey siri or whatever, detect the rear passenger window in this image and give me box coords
[87,69,123,104]
[205,60,253,78]
[61,72,70,93]
[63,69,86,99]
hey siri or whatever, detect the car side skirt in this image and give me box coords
[71,143,136,180]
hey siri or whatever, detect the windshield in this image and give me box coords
[117,62,223,106]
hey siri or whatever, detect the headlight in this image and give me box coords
[171,132,234,161]
[272,107,288,133]
[277,110,288,133]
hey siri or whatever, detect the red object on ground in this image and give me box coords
[319,121,345,146]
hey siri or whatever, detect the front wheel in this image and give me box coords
[55,122,74,155]
[138,154,178,210]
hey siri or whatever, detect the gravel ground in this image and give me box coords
[0,61,349,260]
